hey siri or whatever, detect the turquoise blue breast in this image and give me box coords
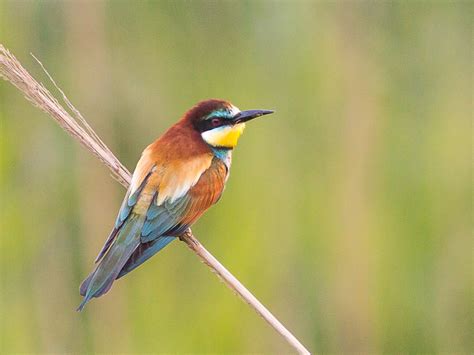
[212,148,232,170]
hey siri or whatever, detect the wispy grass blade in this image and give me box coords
[0,44,130,187]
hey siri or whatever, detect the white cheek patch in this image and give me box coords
[201,123,245,148]
[202,126,231,145]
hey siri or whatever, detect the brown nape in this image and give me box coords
[144,99,235,161]
[147,119,212,160]
[182,99,233,124]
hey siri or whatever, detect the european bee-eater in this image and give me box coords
[78,99,273,310]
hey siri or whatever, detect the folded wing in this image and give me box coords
[79,150,227,309]
[119,157,228,277]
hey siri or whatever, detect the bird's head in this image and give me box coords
[185,99,273,149]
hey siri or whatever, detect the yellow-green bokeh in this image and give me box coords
[0,1,471,353]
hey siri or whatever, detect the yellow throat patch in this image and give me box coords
[201,123,246,148]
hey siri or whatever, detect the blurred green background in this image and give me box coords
[0,1,472,353]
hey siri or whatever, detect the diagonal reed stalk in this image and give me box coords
[0,44,311,355]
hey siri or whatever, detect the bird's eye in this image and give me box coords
[211,118,221,127]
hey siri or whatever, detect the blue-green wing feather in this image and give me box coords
[114,194,195,277]
[78,213,145,311]
[114,182,210,277]
[117,236,175,279]
[94,169,153,263]
[141,193,192,242]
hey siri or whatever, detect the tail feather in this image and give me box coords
[79,272,94,296]
[77,294,93,312]
[77,214,144,311]
[117,236,175,279]
[94,227,119,263]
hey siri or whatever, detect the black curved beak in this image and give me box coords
[232,109,274,124]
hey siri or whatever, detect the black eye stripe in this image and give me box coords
[195,116,228,132]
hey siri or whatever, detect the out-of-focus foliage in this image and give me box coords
[0,1,471,353]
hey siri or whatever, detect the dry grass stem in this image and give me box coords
[0,43,310,355]
[0,44,130,187]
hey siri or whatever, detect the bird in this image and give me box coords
[77,99,273,310]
